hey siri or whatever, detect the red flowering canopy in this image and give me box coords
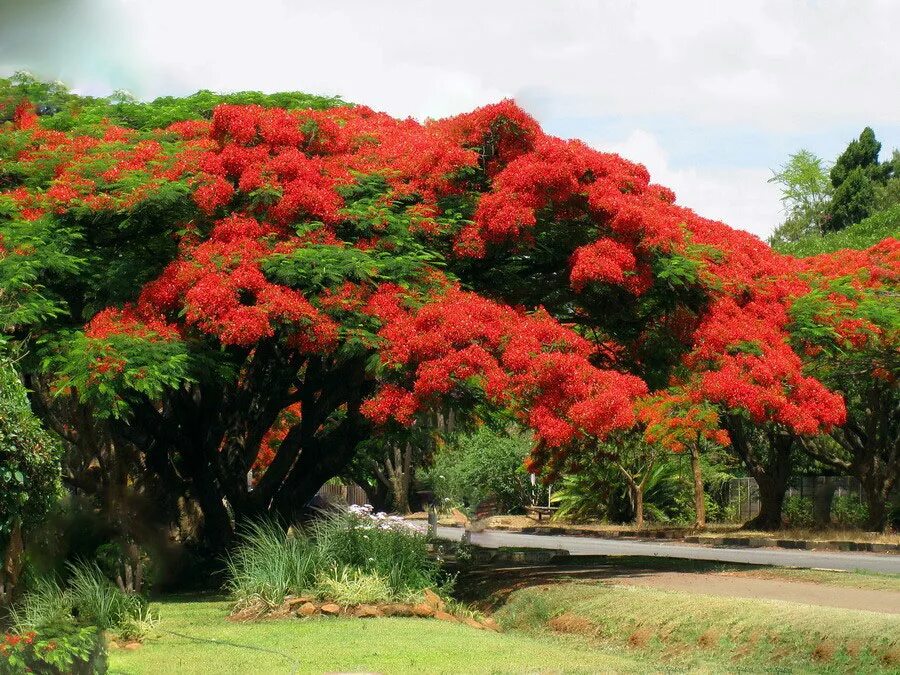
[1,91,895,532]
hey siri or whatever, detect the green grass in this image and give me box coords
[495,582,900,673]
[109,596,639,674]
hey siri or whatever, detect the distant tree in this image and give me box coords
[826,128,893,232]
[828,167,878,232]
[768,150,832,247]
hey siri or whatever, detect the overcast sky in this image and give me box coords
[2,0,899,239]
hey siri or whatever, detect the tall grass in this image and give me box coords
[226,520,320,607]
[227,508,443,607]
[11,562,153,638]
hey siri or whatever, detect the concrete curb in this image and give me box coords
[436,522,900,555]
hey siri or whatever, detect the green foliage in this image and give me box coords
[827,166,877,232]
[775,203,900,256]
[1,71,345,133]
[11,563,151,639]
[425,427,534,514]
[767,150,832,246]
[782,495,814,528]
[226,521,321,607]
[1,622,105,675]
[830,127,885,188]
[227,510,440,608]
[830,494,869,528]
[0,361,61,540]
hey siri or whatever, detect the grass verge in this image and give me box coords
[495,581,900,673]
[108,595,639,674]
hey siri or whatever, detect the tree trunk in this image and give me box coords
[633,484,644,529]
[862,479,891,532]
[727,416,794,531]
[1,521,24,605]
[749,475,788,530]
[690,442,706,528]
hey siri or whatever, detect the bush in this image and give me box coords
[228,507,441,608]
[0,623,105,675]
[426,427,534,514]
[226,521,321,607]
[830,494,869,528]
[10,563,153,641]
[782,495,815,528]
[0,361,62,597]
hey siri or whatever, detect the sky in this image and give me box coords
[2,0,899,239]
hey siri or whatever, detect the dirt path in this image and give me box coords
[608,571,900,614]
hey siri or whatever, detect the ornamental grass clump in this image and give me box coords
[227,506,441,609]
[10,562,154,642]
[226,520,321,607]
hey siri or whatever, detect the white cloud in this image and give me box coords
[3,0,897,236]
[593,130,781,240]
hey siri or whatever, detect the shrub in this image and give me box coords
[314,567,394,606]
[314,506,437,598]
[226,521,320,607]
[830,494,869,528]
[0,623,105,675]
[782,495,815,528]
[10,562,153,640]
[227,507,441,609]
[426,427,534,514]
[0,360,62,599]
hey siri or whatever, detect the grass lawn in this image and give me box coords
[496,581,900,673]
[108,595,639,674]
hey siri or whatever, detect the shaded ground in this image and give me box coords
[455,555,900,613]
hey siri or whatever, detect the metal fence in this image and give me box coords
[725,476,864,523]
[316,481,369,506]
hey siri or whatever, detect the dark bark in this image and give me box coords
[727,416,794,530]
[799,379,898,531]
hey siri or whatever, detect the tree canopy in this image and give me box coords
[1,76,897,539]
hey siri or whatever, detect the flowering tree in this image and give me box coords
[1,80,896,541]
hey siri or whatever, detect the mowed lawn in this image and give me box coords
[109,596,638,674]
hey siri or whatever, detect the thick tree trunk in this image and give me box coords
[690,442,706,528]
[748,475,788,530]
[727,416,794,531]
[1,521,24,605]
[374,443,414,514]
[861,476,893,532]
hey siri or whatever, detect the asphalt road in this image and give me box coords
[435,526,900,574]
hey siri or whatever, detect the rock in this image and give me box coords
[320,603,341,616]
[297,602,318,617]
[354,604,383,618]
[412,602,434,618]
[423,589,446,612]
[123,642,142,650]
[433,610,457,622]
[286,595,313,609]
[381,603,413,617]
[463,617,484,630]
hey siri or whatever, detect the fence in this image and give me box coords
[316,481,369,506]
[725,476,864,523]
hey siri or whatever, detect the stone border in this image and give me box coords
[439,523,900,554]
